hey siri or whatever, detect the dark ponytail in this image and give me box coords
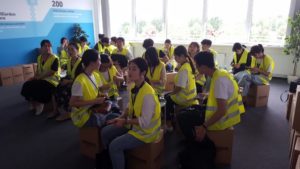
[174,45,196,74]
[76,49,99,77]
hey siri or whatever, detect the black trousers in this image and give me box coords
[165,94,177,121]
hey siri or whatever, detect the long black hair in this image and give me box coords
[174,45,196,74]
[145,47,160,68]
[76,49,99,77]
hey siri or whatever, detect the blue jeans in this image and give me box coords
[101,125,145,169]
[239,73,267,96]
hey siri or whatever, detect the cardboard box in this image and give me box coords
[292,92,300,132]
[165,72,176,91]
[290,137,300,169]
[127,130,163,169]
[33,63,38,75]
[247,85,270,107]
[11,66,23,76]
[23,72,34,81]
[0,68,13,86]
[290,130,300,158]
[13,74,24,84]
[207,128,234,165]
[296,154,300,169]
[79,127,101,159]
[287,93,294,121]
[22,64,34,74]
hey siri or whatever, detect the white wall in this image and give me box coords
[130,42,298,78]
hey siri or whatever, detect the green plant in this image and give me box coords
[71,23,89,43]
[284,11,300,76]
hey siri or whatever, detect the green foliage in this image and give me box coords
[71,23,89,43]
[151,19,163,32]
[284,11,300,75]
[137,21,146,34]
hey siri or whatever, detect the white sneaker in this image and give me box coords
[35,104,44,115]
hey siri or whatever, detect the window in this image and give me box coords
[135,0,165,41]
[167,0,203,41]
[108,0,292,46]
[206,0,248,43]
[109,0,133,38]
[250,0,290,45]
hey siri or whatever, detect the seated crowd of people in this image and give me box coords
[20,34,274,169]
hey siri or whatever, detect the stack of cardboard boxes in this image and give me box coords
[207,128,234,165]
[0,68,13,86]
[287,86,300,169]
[0,63,37,87]
[247,84,270,107]
[22,64,35,81]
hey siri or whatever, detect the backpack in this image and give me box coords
[177,105,216,169]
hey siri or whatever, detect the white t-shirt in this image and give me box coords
[101,71,110,82]
[176,69,188,88]
[138,94,156,129]
[72,74,102,97]
[214,77,234,100]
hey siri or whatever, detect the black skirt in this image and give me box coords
[21,79,56,103]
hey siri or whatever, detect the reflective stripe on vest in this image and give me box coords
[37,54,60,87]
[205,69,242,130]
[71,72,100,127]
[128,82,161,143]
[146,61,165,95]
[171,62,198,106]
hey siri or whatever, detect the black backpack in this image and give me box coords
[177,105,216,169]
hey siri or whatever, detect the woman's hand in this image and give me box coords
[107,118,126,127]
[94,97,106,104]
[195,125,206,142]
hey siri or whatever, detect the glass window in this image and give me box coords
[250,0,291,45]
[109,0,133,38]
[167,0,204,42]
[135,0,165,41]
[206,0,248,44]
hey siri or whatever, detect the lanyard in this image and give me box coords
[84,72,99,92]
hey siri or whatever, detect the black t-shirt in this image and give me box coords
[232,51,252,74]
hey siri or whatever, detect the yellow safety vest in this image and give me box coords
[128,82,161,143]
[78,44,90,56]
[37,54,60,87]
[195,70,206,86]
[171,62,198,106]
[97,42,103,54]
[112,48,128,56]
[71,72,101,127]
[97,66,119,98]
[206,69,243,130]
[146,61,165,95]
[252,55,275,84]
[233,49,249,65]
[60,49,69,67]
[67,57,82,80]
